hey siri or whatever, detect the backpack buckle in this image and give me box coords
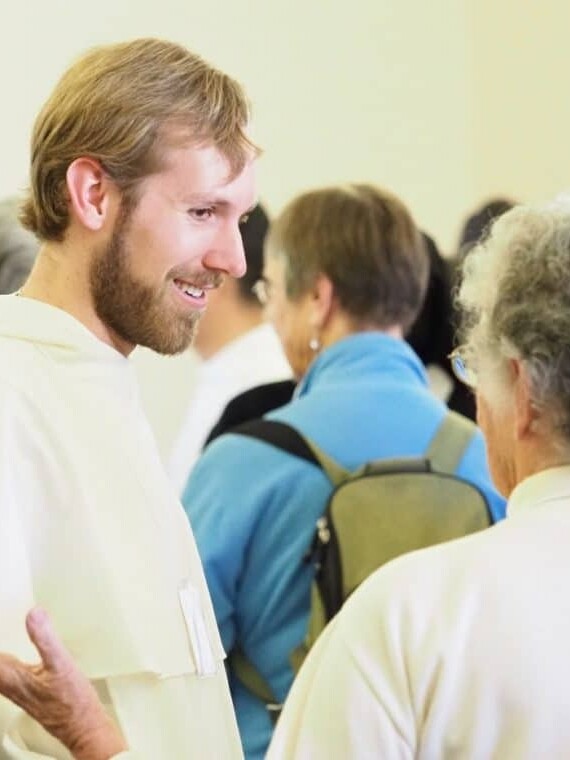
[266,701,283,725]
[304,516,331,568]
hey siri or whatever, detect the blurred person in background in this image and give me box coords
[0,196,38,294]
[168,202,291,493]
[407,232,456,407]
[457,196,516,262]
[182,183,505,758]
[447,197,517,420]
[269,194,570,759]
[206,229,473,443]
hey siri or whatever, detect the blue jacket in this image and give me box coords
[183,333,506,758]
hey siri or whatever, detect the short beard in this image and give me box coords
[89,200,201,355]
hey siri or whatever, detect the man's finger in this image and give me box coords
[25,607,71,673]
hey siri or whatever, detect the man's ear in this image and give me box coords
[309,273,335,330]
[513,358,538,439]
[66,158,117,231]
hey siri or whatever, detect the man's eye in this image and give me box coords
[189,207,215,220]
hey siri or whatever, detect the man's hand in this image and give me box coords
[0,608,127,760]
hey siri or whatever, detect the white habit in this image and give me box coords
[168,322,291,494]
[0,295,243,759]
[269,466,570,759]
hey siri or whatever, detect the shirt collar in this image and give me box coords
[296,332,428,398]
[508,466,570,517]
[0,294,127,363]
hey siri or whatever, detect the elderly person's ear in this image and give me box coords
[309,274,335,329]
[512,359,538,439]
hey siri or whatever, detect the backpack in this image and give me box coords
[229,410,492,719]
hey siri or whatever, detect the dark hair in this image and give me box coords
[266,184,429,332]
[407,232,477,420]
[407,233,453,365]
[458,197,516,259]
[236,204,269,304]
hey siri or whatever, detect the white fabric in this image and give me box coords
[269,466,570,759]
[0,295,242,759]
[168,323,291,493]
[425,362,454,402]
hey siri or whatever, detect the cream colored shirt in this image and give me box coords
[269,466,570,759]
[0,296,242,759]
[168,323,291,494]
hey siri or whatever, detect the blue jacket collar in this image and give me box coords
[295,332,428,398]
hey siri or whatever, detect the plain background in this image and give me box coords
[2,0,569,457]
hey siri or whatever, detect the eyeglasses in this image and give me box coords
[449,348,478,389]
[252,278,271,306]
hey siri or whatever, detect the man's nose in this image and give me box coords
[204,224,246,278]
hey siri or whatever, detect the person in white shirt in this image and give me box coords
[0,37,258,759]
[0,196,38,294]
[168,203,291,493]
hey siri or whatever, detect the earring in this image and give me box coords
[309,336,321,352]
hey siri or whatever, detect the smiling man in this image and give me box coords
[0,38,257,758]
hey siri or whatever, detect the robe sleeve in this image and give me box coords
[0,382,44,755]
[267,568,417,760]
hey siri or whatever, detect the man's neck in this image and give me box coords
[20,243,133,356]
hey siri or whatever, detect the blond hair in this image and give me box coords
[21,38,259,240]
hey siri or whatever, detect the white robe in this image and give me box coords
[269,466,570,759]
[0,295,242,759]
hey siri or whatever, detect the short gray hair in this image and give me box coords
[457,194,570,439]
[0,197,38,294]
[266,184,428,333]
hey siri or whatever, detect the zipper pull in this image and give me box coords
[303,516,331,568]
[316,516,330,544]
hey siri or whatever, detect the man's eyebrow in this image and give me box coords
[182,194,224,205]
[182,195,259,216]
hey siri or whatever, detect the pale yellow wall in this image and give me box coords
[469,0,570,223]
[1,0,472,249]
[1,0,568,455]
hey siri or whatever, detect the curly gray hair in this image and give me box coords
[457,194,570,439]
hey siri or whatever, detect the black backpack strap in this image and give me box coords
[204,380,297,447]
[231,418,320,467]
[233,418,352,485]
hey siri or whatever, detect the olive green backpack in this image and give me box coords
[230,410,492,720]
